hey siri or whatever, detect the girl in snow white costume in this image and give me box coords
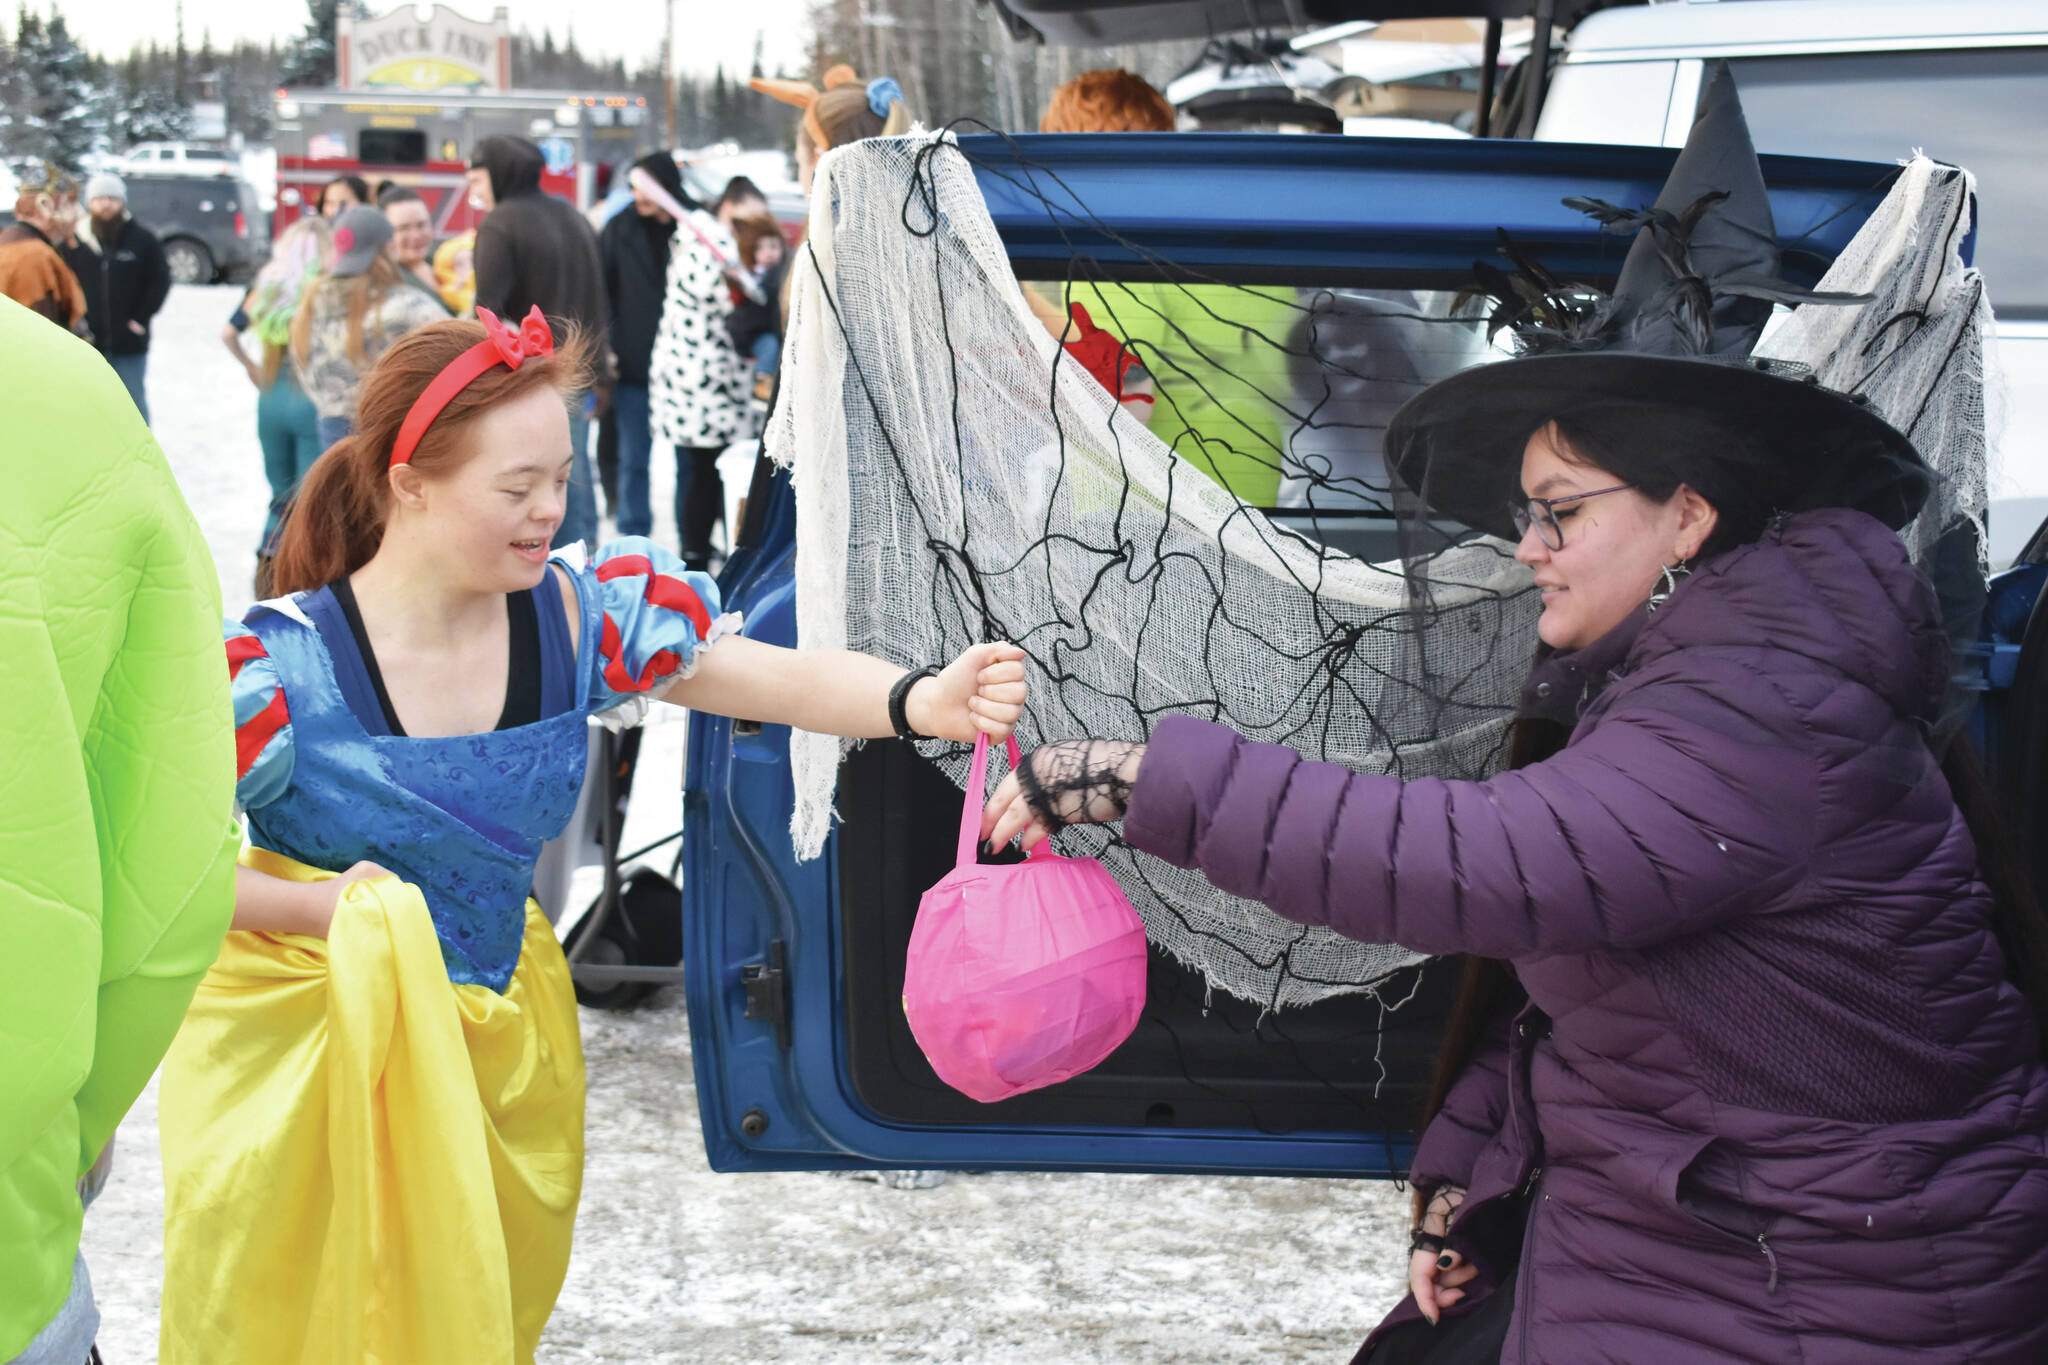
[157,307,1025,1363]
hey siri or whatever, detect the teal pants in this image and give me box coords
[257,372,324,552]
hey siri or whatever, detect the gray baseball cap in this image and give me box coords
[329,205,393,278]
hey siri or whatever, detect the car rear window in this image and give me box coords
[1026,279,1498,558]
[122,182,178,219]
[121,178,243,221]
[1727,46,2048,316]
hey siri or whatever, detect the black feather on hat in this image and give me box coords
[1386,62,1929,540]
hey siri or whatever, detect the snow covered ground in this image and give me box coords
[77,284,1414,1363]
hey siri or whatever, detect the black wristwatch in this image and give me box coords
[888,665,941,741]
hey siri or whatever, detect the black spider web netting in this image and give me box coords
[769,129,1536,1011]
[764,130,1991,1013]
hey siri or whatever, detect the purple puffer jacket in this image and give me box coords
[1124,509,2048,1364]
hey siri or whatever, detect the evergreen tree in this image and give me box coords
[2,10,102,174]
[173,0,187,101]
[217,40,285,143]
[280,0,341,88]
[0,16,26,158]
[709,63,732,142]
[110,47,195,148]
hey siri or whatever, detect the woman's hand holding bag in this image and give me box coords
[902,734,1149,1103]
[980,737,1148,851]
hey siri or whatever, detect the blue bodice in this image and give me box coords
[242,593,591,988]
[226,540,727,991]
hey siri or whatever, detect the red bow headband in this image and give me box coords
[389,305,556,467]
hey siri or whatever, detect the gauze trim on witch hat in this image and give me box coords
[389,307,555,467]
[1385,61,1929,540]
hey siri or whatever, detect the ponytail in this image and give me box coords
[269,433,390,595]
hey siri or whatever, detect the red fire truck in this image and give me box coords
[270,87,653,235]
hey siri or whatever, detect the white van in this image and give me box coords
[1535,0,2048,564]
[115,142,240,177]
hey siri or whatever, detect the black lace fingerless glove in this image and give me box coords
[1408,1184,1467,1257]
[1013,738,1145,829]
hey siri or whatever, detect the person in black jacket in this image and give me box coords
[467,136,607,548]
[60,173,171,424]
[597,151,690,539]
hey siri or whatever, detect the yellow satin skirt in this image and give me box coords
[159,847,585,1364]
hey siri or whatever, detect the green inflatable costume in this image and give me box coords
[0,296,238,1359]
[1044,280,1299,506]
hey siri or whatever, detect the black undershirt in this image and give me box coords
[329,576,542,735]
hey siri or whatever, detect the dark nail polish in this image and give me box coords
[1437,1253,1455,1269]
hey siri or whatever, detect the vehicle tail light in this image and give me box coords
[235,212,248,238]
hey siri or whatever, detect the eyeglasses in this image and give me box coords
[1508,484,1634,551]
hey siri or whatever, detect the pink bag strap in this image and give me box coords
[956,733,1044,867]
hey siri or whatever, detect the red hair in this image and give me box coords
[1040,70,1175,134]
[271,318,594,595]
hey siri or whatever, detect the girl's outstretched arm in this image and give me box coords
[660,638,1027,742]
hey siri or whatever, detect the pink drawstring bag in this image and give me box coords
[902,734,1149,1103]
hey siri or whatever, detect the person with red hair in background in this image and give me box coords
[1039,67,1178,133]
[1030,70,1301,497]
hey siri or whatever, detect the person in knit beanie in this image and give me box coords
[58,170,171,423]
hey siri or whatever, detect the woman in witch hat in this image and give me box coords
[985,66,2048,1363]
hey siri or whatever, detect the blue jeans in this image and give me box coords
[257,374,325,552]
[316,414,352,451]
[6,1254,97,1365]
[751,332,781,377]
[609,384,654,538]
[107,351,149,424]
[553,395,598,551]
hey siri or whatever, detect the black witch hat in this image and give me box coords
[1385,63,1929,541]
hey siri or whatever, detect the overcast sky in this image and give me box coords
[55,0,812,78]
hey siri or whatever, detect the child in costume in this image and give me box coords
[158,306,1027,1364]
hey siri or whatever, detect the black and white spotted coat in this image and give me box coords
[649,212,754,450]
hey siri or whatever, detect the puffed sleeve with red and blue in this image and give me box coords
[584,537,740,716]
[225,620,293,811]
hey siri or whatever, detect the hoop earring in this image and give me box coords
[1647,560,1690,613]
